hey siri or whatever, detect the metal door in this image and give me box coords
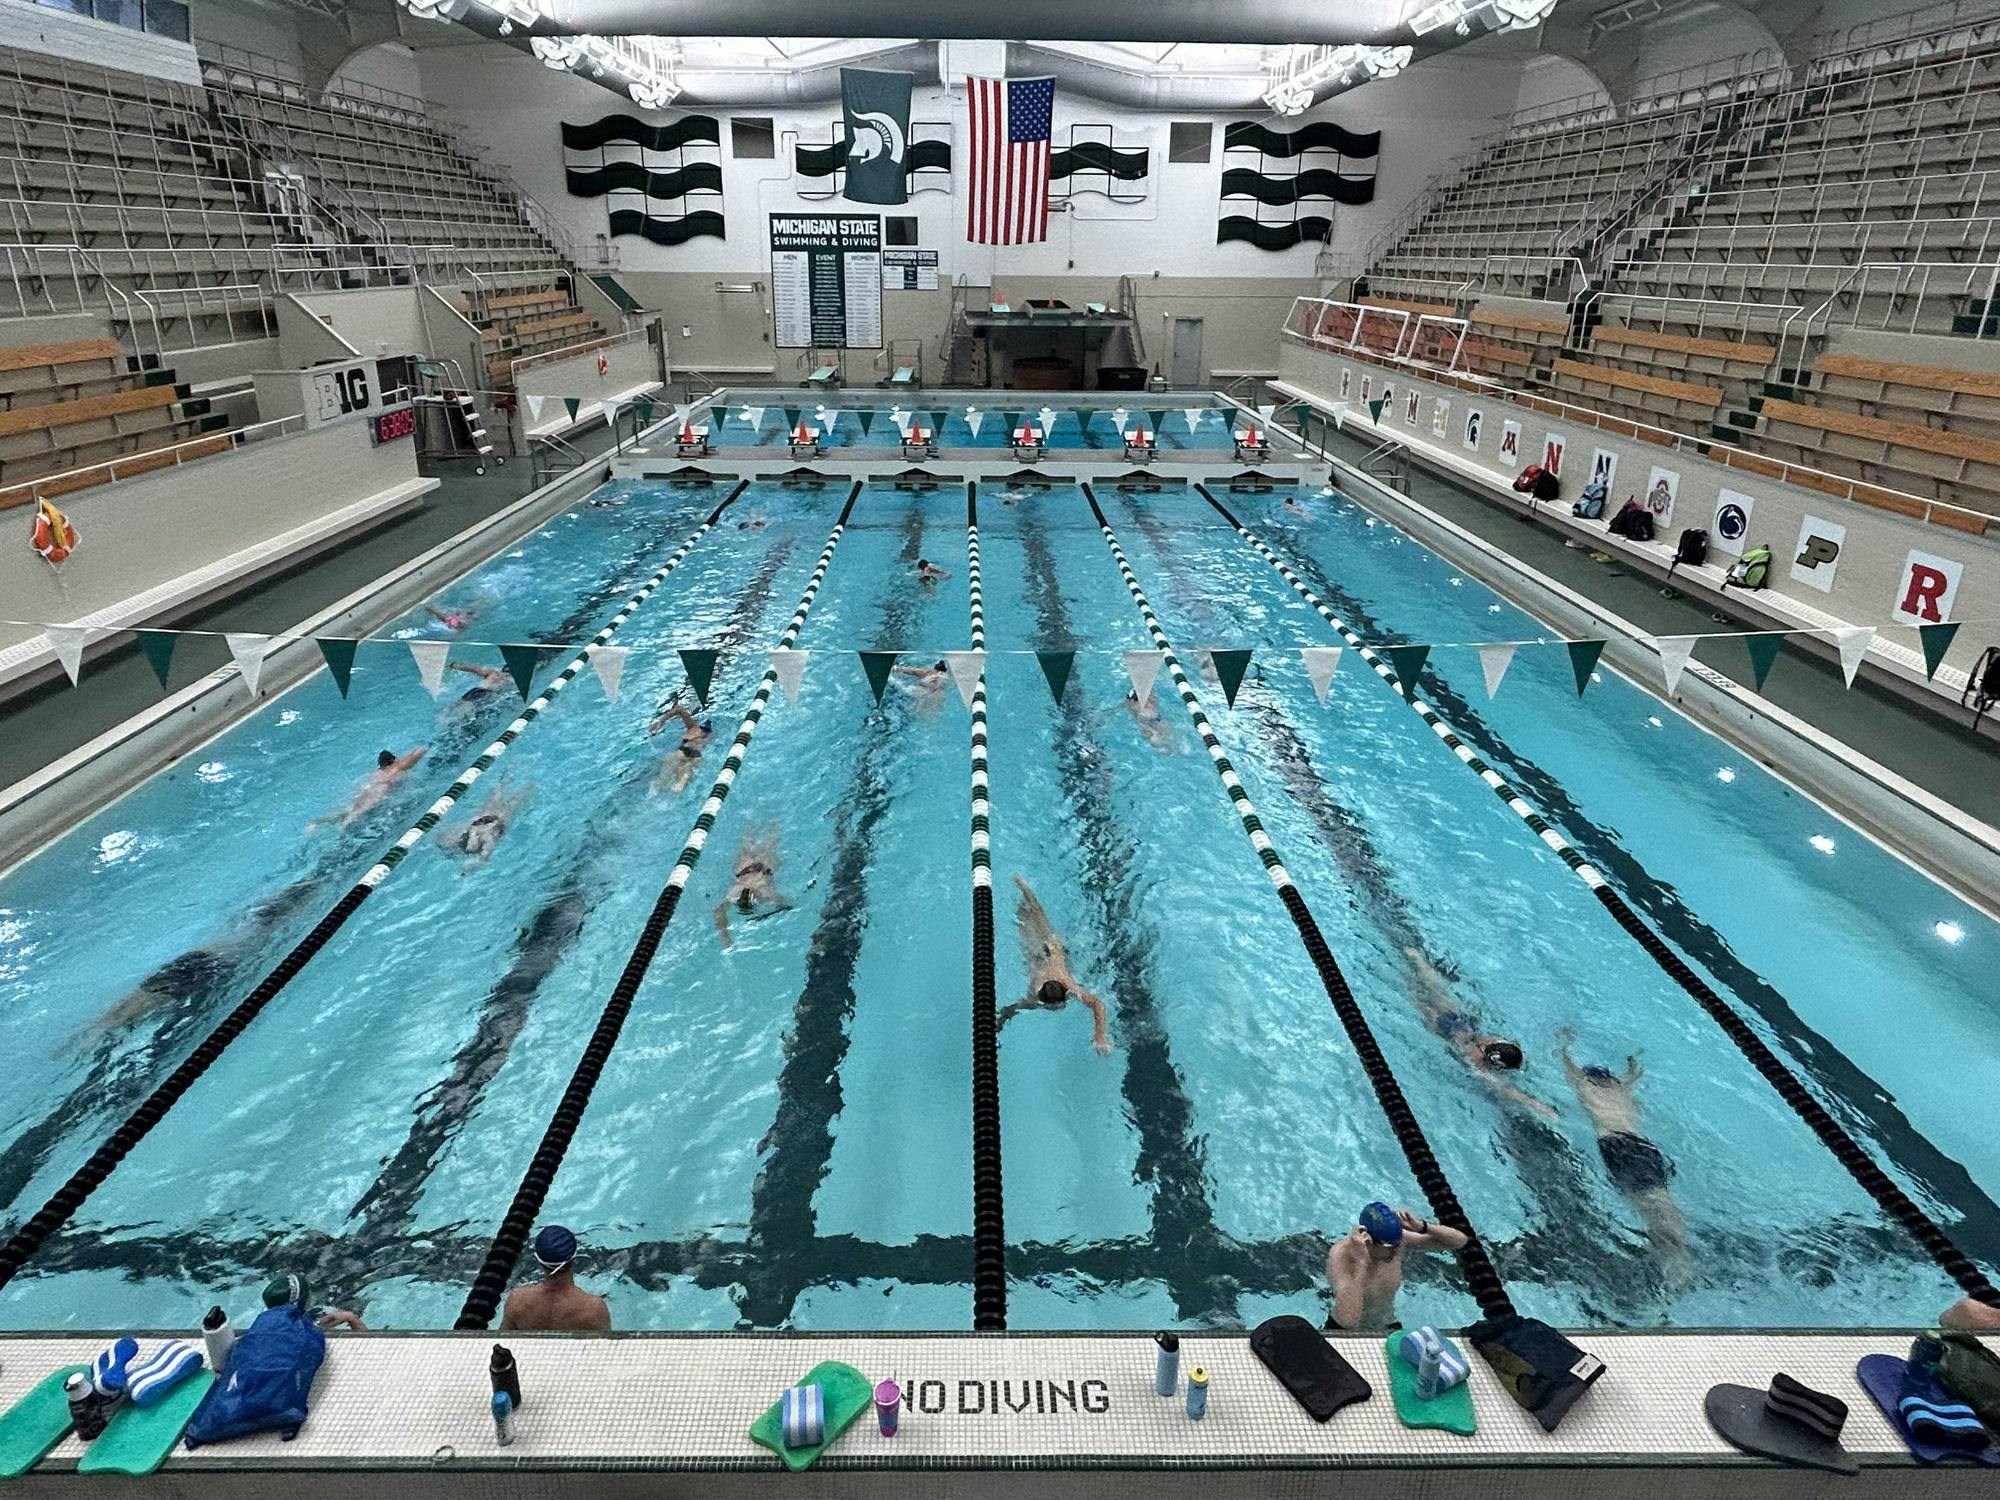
[1169,316,1203,386]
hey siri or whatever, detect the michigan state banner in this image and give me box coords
[841,67,912,205]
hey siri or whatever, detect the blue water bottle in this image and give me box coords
[1154,1333,1179,1396]
[491,1390,515,1447]
[1186,1366,1208,1421]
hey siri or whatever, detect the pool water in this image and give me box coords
[0,465,1991,1334]
[703,403,1240,450]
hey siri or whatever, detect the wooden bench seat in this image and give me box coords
[1359,295,1457,319]
[1811,353,2000,402]
[1469,308,1569,338]
[1591,324,1774,370]
[1761,396,2000,467]
[0,337,123,378]
[1552,357,1723,409]
[0,382,180,443]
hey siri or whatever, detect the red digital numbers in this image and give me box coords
[371,406,416,444]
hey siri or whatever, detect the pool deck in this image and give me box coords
[1,1329,1993,1495]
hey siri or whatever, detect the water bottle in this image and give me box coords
[65,1373,107,1441]
[491,1391,514,1447]
[1415,1342,1442,1402]
[201,1306,238,1373]
[490,1344,522,1412]
[1186,1366,1208,1421]
[1154,1332,1179,1397]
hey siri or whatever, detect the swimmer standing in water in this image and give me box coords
[714,825,789,948]
[1405,945,1555,1117]
[1558,1026,1694,1287]
[649,699,713,794]
[1123,688,1178,753]
[311,747,428,832]
[436,774,532,870]
[1000,875,1111,1055]
[916,557,950,584]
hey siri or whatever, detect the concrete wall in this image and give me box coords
[1278,337,1999,677]
[515,323,663,431]
[290,286,430,361]
[274,293,363,371]
[0,0,200,83]
[0,420,428,658]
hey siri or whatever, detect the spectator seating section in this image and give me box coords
[0,338,225,498]
[462,289,611,384]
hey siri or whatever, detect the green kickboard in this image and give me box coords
[748,1361,872,1472]
[78,1370,214,1476]
[0,1367,86,1479]
[1382,1335,1476,1435]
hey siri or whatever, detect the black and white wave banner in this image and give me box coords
[561,114,725,245]
[1216,117,1377,251]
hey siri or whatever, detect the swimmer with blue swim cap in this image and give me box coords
[501,1224,611,1332]
[1326,1201,1468,1332]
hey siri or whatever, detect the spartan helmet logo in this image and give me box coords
[848,110,906,165]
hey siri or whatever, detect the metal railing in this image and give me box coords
[509,322,647,381]
[1607,257,2000,344]
[0,411,298,511]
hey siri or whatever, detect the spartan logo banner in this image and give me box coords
[841,67,913,205]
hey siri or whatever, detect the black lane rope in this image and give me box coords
[454,483,861,1329]
[0,483,748,1292]
[1080,484,1515,1322]
[1198,483,2000,1308]
[965,484,1006,1330]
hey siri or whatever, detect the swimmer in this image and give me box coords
[736,512,769,532]
[1941,1296,2000,1331]
[1558,1027,1693,1287]
[587,496,623,510]
[425,600,483,633]
[501,1225,612,1333]
[446,661,511,704]
[998,875,1110,1055]
[436,774,531,870]
[894,658,952,714]
[1284,497,1311,519]
[713,825,789,948]
[916,557,950,583]
[649,700,713,794]
[1405,945,1555,1117]
[1123,688,1178,753]
[312,746,428,832]
[1325,1201,1468,1331]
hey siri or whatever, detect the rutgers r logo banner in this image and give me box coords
[1891,548,1963,624]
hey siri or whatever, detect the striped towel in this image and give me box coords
[1397,1326,1470,1390]
[781,1383,825,1449]
[128,1341,205,1408]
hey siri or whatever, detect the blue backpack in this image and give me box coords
[183,1304,326,1447]
[1572,478,1608,519]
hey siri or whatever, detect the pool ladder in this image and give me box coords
[1359,435,1411,495]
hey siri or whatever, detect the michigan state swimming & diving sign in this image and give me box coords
[770,213,882,349]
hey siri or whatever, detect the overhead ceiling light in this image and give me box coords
[1488,0,1561,29]
[1410,1,1475,35]
[397,0,453,19]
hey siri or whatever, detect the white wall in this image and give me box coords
[329,39,422,99]
[190,0,304,69]
[1630,1,1785,79]
[0,0,198,83]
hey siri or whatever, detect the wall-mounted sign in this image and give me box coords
[1892,547,1963,623]
[770,213,883,348]
[305,360,378,428]
[1712,487,1755,553]
[1644,465,1680,527]
[882,248,939,290]
[1790,514,1847,593]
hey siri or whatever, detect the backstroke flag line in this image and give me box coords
[966,75,1054,245]
[841,67,913,205]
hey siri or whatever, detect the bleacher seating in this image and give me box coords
[0,337,224,498]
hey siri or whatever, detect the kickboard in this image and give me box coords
[0,1366,85,1479]
[1383,1335,1476,1435]
[78,1370,214,1476]
[1856,1355,2000,1466]
[748,1361,871,1472]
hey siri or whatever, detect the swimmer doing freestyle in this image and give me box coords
[649,696,713,794]
[435,773,531,870]
[999,875,1110,1055]
[714,825,790,948]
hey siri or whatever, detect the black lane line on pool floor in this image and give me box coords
[455,482,860,1329]
[1199,484,2000,1307]
[345,531,804,1249]
[1106,488,1641,1315]
[735,488,943,1328]
[1082,482,1515,1323]
[965,483,1006,1330]
[0,496,723,1220]
[0,482,750,1292]
[1013,495,1229,1324]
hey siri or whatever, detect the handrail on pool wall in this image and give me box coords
[1192,480,2000,1312]
[0,480,752,1293]
[455,481,865,1331]
[1079,482,1517,1323]
[964,482,1007,1331]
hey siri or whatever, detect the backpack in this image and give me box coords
[1572,478,1608,519]
[1938,1330,2000,1434]
[1608,499,1654,542]
[183,1304,326,1447]
[1725,544,1771,590]
[1531,468,1561,502]
[1511,464,1544,494]
[1673,528,1709,566]
[1466,1313,1604,1433]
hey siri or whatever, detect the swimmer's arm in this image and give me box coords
[1488,1075,1557,1118]
[392,748,428,772]
[650,704,693,737]
[316,1307,367,1332]
[995,998,1030,1029]
[1327,1242,1366,1331]
[1624,1050,1644,1085]
[1076,986,1111,1055]
[892,665,932,679]
[1401,1217,1468,1253]
[713,899,733,948]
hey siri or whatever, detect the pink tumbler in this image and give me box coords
[874,1379,902,1436]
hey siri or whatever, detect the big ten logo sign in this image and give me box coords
[309,362,373,425]
[895,1377,1112,1418]
[1891,548,1964,624]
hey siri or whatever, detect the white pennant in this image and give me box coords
[1830,626,1873,688]
[1300,646,1343,706]
[225,632,274,696]
[1037,405,1058,435]
[1257,402,1276,422]
[943,650,985,707]
[1182,407,1204,433]
[525,394,546,422]
[1123,649,1163,705]
[1477,642,1518,700]
[591,644,629,702]
[770,648,808,704]
[738,405,765,428]
[1654,635,1699,697]
[1110,406,1130,432]
[964,407,985,439]
[43,623,98,686]
[889,405,912,435]
[409,639,450,699]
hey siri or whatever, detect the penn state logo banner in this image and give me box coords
[841,67,913,205]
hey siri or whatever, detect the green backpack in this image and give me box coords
[1939,1329,2000,1435]
[1728,544,1771,590]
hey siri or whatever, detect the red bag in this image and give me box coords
[1512,464,1544,494]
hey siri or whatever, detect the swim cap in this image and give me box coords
[737,888,755,912]
[700,719,712,733]
[1483,1039,1525,1071]
[1038,978,1068,1005]
[917,558,929,567]
[533,1225,578,1270]
[1358,1202,1403,1246]
[262,1272,311,1309]
[1582,1063,1617,1085]
[378,750,396,769]
[935,659,948,672]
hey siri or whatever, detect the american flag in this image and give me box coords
[966,76,1054,245]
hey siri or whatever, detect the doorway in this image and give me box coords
[1170,316,1204,387]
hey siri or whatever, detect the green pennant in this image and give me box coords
[1918,620,1961,680]
[634,397,655,424]
[859,651,898,704]
[1209,648,1253,708]
[562,397,581,421]
[1382,643,1430,698]
[1149,411,1171,436]
[317,637,359,698]
[1567,639,1606,696]
[679,648,720,706]
[1743,632,1784,691]
[136,629,177,689]
[856,409,875,436]
[784,407,804,435]
[1368,396,1389,423]
[1072,408,1097,439]
[1036,649,1074,703]
[499,643,549,700]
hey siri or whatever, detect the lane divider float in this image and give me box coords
[964,482,1005,1331]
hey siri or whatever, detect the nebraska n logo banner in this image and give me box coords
[966,75,1054,244]
[841,67,912,206]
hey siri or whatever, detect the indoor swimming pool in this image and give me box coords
[700,402,1244,449]
[0,454,1994,1337]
